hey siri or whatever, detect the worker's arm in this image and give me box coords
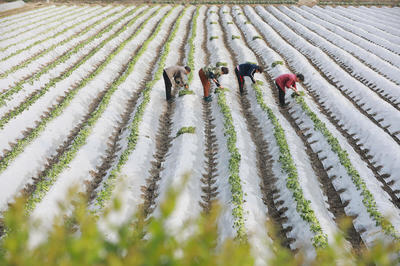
[213,78,221,87]
[288,84,299,95]
[209,72,221,87]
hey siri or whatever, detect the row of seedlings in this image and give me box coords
[0,6,155,175]
[0,6,165,214]
[0,5,103,61]
[232,6,330,252]
[1,5,81,45]
[142,5,200,223]
[332,6,400,38]
[226,8,297,251]
[242,5,400,245]
[27,6,183,242]
[90,5,185,220]
[153,6,210,233]
[308,6,400,55]
[133,5,193,218]
[198,6,221,214]
[0,6,140,129]
[290,6,400,82]
[256,6,400,144]
[0,5,57,27]
[206,6,248,243]
[196,6,225,215]
[221,6,294,261]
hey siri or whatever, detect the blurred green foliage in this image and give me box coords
[0,181,399,266]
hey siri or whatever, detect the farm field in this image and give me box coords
[0,3,399,262]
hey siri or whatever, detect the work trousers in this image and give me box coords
[275,82,286,106]
[199,69,211,97]
[235,67,244,94]
[163,70,172,100]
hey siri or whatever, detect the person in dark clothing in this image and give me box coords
[275,73,304,107]
[163,65,191,101]
[235,63,262,94]
[199,64,229,102]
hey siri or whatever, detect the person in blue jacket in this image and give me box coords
[235,63,262,94]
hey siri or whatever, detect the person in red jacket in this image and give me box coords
[275,73,304,107]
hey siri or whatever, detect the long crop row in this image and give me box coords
[207,7,248,242]
[92,6,182,212]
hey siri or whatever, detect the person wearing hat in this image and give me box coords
[163,65,191,101]
[199,64,229,102]
[275,73,304,107]
[234,63,263,95]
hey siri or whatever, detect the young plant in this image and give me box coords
[176,126,195,137]
[216,61,227,67]
[178,89,194,97]
[271,60,284,68]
